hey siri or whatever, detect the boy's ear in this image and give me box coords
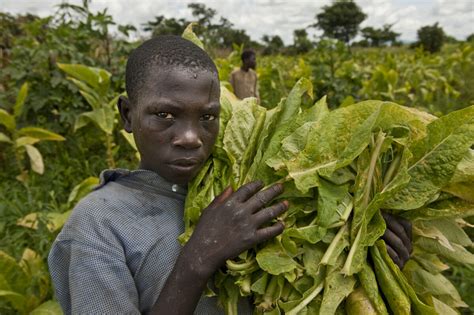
[117,95,133,133]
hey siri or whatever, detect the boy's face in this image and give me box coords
[120,67,220,185]
[243,54,256,69]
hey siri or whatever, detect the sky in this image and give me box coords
[2,0,474,44]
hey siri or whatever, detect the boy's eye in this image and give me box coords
[201,114,216,121]
[156,112,174,119]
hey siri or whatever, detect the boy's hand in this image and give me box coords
[381,212,412,269]
[184,180,288,277]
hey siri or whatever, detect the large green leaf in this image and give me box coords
[30,300,62,315]
[0,108,16,131]
[13,82,28,118]
[415,237,474,265]
[403,260,467,308]
[442,149,474,202]
[385,105,474,209]
[286,101,429,193]
[57,63,111,97]
[74,107,115,134]
[403,197,474,220]
[256,241,299,275]
[320,272,356,315]
[17,127,65,141]
[222,97,262,187]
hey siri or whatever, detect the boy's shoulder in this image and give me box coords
[59,169,186,242]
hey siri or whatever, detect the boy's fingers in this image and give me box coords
[382,228,410,266]
[253,201,288,226]
[255,222,285,243]
[385,243,402,269]
[398,216,412,244]
[382,212,412,253]
[233,180,264,202]
[246,183,284,212]
[208,186,233,207]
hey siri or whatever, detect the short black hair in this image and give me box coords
[125,35,218,103]
[241,49,255,61]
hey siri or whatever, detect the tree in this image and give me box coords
[361,24,400,47]
[262,35,284,55]
[314,0,367,44]
[467,34,474,42]
[142,15,188,37]
[292,29,313,54]
[417,22,445,53]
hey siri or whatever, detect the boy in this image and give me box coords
[48,35,411,314]
[229,49,260,103]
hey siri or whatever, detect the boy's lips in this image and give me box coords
[167,158,201,173]
[169,158,201,166]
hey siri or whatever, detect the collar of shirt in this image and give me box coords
[96,168,188,197]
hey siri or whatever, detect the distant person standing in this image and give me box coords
[229,49,260,102]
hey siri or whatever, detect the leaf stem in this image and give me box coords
[362,131,386,208]
[286,282,324,315]
[382,151,401,188]
[321,223,348,265]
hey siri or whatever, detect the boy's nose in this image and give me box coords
[172,128,203,149]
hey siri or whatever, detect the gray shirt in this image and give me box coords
[48,169,252,314]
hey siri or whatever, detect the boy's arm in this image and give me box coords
[151,181,288,314]
[381,212,412,269]
[49,239,140,314]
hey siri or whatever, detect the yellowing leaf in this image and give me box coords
[68,177,99,205]
[18,127,65,141]
[0,132,12,143]
[24,144,44,174]
[15,136,40,147]
[182,22,204,50]
[16,213,39,230]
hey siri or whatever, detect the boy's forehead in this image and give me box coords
[137,65,220,104]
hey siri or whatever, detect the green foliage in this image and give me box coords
[417,23,445,53]
[315,0,367,44]
[360,24,400,47]
[182,77,474,314]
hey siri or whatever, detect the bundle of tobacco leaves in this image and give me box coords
[179,78,474,315]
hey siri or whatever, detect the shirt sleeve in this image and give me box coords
[48,238,140,315]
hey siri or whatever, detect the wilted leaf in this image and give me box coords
[25,144,44,174]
